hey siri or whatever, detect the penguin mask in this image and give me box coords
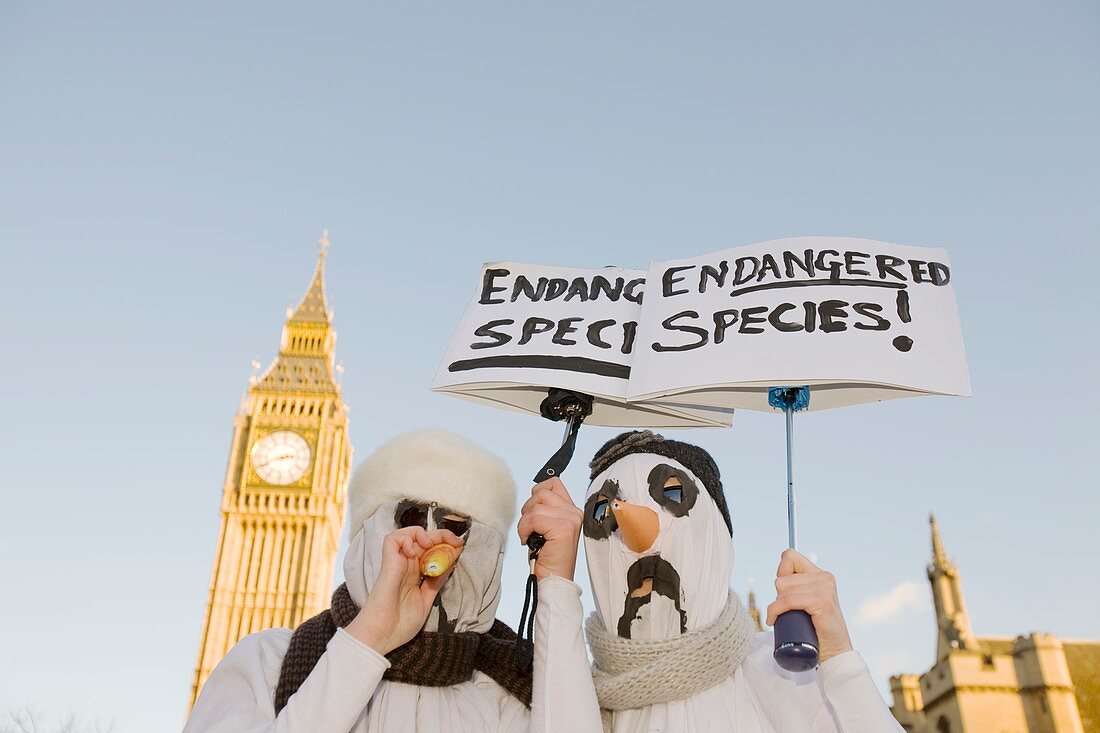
[584,435,733,641]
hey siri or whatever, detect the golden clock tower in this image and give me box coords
[189,233,352,708]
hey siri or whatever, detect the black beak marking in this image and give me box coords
[616,555,687,639]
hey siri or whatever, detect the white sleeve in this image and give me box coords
[528,576,603,733]
[184,628,390,733]
[814,651,905,733]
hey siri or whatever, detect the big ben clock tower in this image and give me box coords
[189,232,352,708]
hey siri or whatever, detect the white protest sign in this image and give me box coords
[431,262,733,428]
[627,237,971,411]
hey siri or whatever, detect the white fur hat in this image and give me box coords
[348,428,517,537]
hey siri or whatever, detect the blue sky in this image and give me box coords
[1,2,1098,731]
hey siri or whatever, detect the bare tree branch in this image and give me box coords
[1,710,114,733]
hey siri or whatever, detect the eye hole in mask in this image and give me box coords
[583,479,620,540]
[395,500,429,529]
[647,463,698,517]
[439,513,471,537]
[432,505,471,537]
[662,477,683,504]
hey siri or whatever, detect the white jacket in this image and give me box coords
[184,577,602,733]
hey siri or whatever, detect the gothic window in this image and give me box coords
[936,716,950,733]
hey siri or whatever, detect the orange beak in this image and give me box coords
[610,500,659,553]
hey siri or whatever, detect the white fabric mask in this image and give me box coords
[343,498,506,634]
[583,453,733,641]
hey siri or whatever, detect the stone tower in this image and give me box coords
[188,233,352,709]
[890,516,1093,733]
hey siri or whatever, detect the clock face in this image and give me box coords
[251,431,311,485]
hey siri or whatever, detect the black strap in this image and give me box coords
[531,416,584,483]
[515,388,594,671]
[513,571,539,671]
[531,388,594,483]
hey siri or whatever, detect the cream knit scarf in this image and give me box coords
[586,590,755,723]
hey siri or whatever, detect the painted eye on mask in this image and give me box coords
[647,464,698,517]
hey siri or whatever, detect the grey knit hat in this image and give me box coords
[589,430,732,535]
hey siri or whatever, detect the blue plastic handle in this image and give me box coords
[774,609,819,672]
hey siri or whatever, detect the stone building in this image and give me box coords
[890,516,1099,732]
[188,233,352,708]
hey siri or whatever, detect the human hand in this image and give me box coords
[766,549,854,664]
[345,526,463,655]
[517,477,583,581]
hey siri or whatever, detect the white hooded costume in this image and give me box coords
[185,429,602,733]
[582,431,904,732]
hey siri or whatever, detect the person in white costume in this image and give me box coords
[185,429,602,733]
[579,430,905,732]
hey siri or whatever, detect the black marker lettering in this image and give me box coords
[757,254,781,282]
[511,275,546,302]
[587,319,615,349]
[552,317,582,345]
[479,268,510,304]
[818,299,849,333]
[545,278,569,300]
[852,302,890,330]
[844,251,871,277]
[590,276,624,301]
[929,262,951,286]
[652,311,709,352]
[518,317,555,345]
[909,261,932,284]
[783,250,816,279]
[699,262,729,293]
[663,266,694,297]
[815,250,842,280]
[450,355,629,379]
[738,306,768,334]
[471,319,514,349]
[621,321,638,354]
[875,255,906,282]
[733,257,759,286]
[896,290,912,323]
[565,278,590,302]
[624,278,645,304]
[768,302,804,332]
[712,309,739,344]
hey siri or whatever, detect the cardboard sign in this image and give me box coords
[627,237,971,411]
[431,262,733,427]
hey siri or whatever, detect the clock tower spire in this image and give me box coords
[189,233,352,709]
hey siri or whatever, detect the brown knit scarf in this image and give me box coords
[274,584,532,713]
